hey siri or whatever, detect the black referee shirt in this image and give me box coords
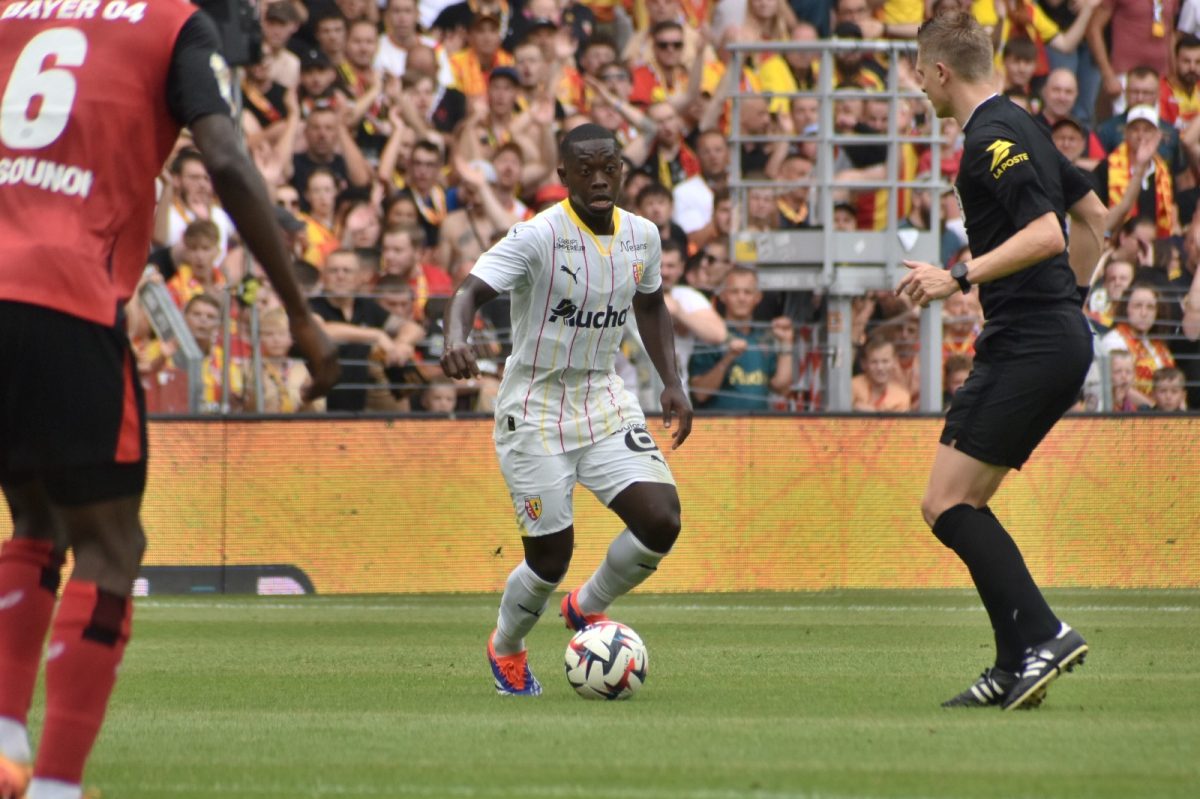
[956,95,1093,323]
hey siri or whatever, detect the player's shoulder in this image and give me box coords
[618,207,660,240]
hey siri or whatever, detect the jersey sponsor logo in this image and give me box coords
[987,139,1028,179]
[554,236,584,251]
[619,240,647,253]
[624,426,659,452]
[2,1,146,23]
[523,495,542,521]
[547,298,629,328]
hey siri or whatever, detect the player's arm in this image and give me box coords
[634,290,693,449]
[441,275,499,378]
[171,14,338,401]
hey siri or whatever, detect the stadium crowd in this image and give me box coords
[133,0,1200,414]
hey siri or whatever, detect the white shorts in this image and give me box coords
[496,426,676,536]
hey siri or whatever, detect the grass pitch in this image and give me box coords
[50,590,1199,799]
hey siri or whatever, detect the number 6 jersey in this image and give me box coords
[0,0,230,327]
[471,200,663,456]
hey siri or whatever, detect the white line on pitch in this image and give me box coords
[134,601,1197,613]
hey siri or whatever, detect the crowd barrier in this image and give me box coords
[4,417,1196,593]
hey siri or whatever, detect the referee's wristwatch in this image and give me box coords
[950,261,971,294]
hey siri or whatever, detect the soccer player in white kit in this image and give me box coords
[442,124,693,695]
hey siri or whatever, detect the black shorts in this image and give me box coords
[0,301,147,505]
[941,306,1093,470]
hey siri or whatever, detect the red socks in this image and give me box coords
[0,539,63,725]
[33,581,132,785]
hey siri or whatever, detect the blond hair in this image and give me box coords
[917,11,994,84]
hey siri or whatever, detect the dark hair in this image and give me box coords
[413,139,443,160]
[1153,366,1185,385]
[862,332,895,357]
[1001,36,1037,63]
[1128,65,1160,83]
[1111,281,1173,336]
[660,238,686,259]
[184,292,222,315]
[944,353,973,377]
[170,147,205,175]
[635,181,672,207]
[1177,34,1200,56]
[559,123,619,162]
[650,20,683,39]
[305,165,339,191]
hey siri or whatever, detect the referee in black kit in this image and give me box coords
[897,11,1109,711]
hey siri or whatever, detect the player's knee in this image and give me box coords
[526,552,570,584]
[920,495,943,530]
[631,507,681,555]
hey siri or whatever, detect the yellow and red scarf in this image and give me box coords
[1113,322,1175,396]
[1107,143,1174,239]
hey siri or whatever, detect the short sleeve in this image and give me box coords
[470,221,538,293]
[1032,6,1061,42]
[1057,149,1095,208]
[966,123,1056,231]
[166,13,235,127]
[637,221,663,294]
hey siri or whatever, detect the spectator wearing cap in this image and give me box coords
[297,48,351,118]
[1050,116,1098,171]
[1036,69,1105,161]
[435,0,516,48]
[454,65,555,187]
[449,11,515,97]
[1093,105,1180,240]
[261,1,302,89]
[377,0,455,87]
[1097,67,1186,174]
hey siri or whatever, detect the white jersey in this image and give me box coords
[471,200,663,455]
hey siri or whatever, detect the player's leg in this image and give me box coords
[488,446,578,695]
[0,480,66,794]
[27,471,145,799]
[567,428,679,627]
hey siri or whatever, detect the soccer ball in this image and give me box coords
[563,621,648,700]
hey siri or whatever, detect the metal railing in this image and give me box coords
[725,38,946,411]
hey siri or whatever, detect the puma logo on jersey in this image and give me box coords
[987,139,1028,178]
[548,298,630,328]
[0,590,24,610]
[560,264,580,283]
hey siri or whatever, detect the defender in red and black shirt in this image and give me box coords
[0,3,337,796]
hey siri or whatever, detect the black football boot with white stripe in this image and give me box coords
[942,666,1019,708]
[1002,623,1088,711]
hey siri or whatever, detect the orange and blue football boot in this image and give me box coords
[487,630,542,696]
[560,588,609,632]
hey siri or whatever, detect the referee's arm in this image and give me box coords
[954,212,1065,285]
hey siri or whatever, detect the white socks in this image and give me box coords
[578,529,666,615]
[0,716,30,764]
[27,779,82,799]
[493,561,558,656]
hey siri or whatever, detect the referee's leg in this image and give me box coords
[921,445,1059,675]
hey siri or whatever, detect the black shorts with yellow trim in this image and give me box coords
[941,307,1093,470]
[0,301,147,505]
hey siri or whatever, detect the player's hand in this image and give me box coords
[898,260,958,307]
[290,316,339,402]
[441,340,481,379]
[659,384,693,450]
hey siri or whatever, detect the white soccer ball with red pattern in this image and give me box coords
[563,620,648,700]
